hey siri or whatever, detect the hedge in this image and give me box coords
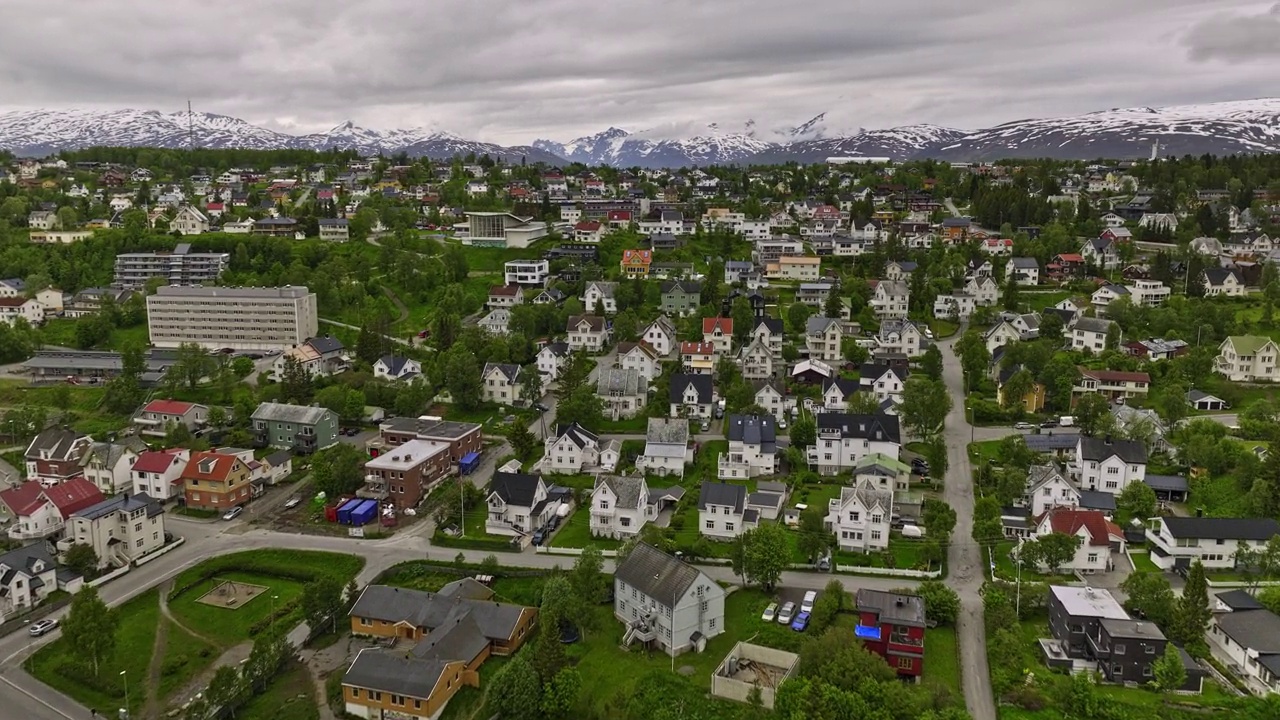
[430,532,514,553]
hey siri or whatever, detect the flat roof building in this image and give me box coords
[146,285,318,351]
[113,243,229,290]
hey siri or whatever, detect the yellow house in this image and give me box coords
[996,373,1046,413]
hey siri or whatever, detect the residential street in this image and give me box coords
[938,334,998,720]
[0,513,922,720]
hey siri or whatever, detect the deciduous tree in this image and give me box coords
[1120,566,1176,627]
[796,504,833,563]
[1151,644,1187,692]
[1022,532,1081,574]
[488,651,543,720]
[1116,481,1157,522]
[61,586,118,676]
[900,377,952,439]
[742,522,789,591]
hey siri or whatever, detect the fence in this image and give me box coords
[88,564,132,588]
[534,546,619,558]
[830,564,942,579]
[133,536,186,566]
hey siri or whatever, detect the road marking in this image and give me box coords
[0,672,75,720]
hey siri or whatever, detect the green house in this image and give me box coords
[250,401,339,454]
[660,279,702,315]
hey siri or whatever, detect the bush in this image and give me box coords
[1005,685,1047,711]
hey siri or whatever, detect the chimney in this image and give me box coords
[1104,435,1112,446]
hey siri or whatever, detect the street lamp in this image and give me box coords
[271,594,279,621]
[120,669,129,719]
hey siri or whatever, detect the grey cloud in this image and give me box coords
[1183,3,1280,62]
[0,0,1274,144]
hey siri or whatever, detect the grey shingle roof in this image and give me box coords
[645,417,689,444]
[483,362,521,384]
[251,402,332,425]
[598,475,646,510]
[726,415,776,450]
[698,481,746,513]
[72,493,162,521]
[410,610,490,663]
[1073,316,1114,335]
[815,413,900,443]
[805,316,841,336]
[597,367,644,396]
[344,649,451,699]
[1161,517,1280,541]
[308,336,344,355]
[614,543,703,608]
[1214,608,1280,654]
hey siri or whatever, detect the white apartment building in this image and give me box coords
[503,259,550,286]
[717,415,778,479]
[146,285,319,351]
[1146,517,1280,571]
[113,243,229,290]
[1127,279,1171,308]
[808,413,901,476]
[870,281,909,320]
[62,493,165,568]
[1074,436,1147,495]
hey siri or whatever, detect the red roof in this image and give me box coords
[574,221,602,232]
[1079,368,1150,383]
[702,317,733,335]
[206,202,224,210]
[489,285,520,297]
[143,399,195,416]
[608,210,632,222]
[133,450,184,474]
[1036,507,1123,547]
[680,341,716,355]
[44,477,106,517]
[183,451,243,482]
[1056,253,1084,263]
[0,296,34,307]
[0,481,47,516]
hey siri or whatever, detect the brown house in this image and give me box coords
[369,417,482,464]
[360,438,452,510]
[181,451,252,511]
[344,581,537,719]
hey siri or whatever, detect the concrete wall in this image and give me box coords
[711,642,799,710]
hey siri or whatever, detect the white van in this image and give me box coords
[1059,416,1075,427]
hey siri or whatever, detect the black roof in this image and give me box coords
[1203,267,1239,286]
[698,481,746,513]
[858,363,905,383]
[614,542,704,607]
[344,650,452,699]
[725,414,776,449]
[1161,516,1280,541]
[489,472,543,507]
[1078,491,1116,513]
[754,318,784,335]
[1144,474,1188,493]
[1078,436,1147,464]
[823,377,861,397]
[1023,432,1081,451]
[1216,590,1265,611]
[669,374,713,403]
[816,413,900,443]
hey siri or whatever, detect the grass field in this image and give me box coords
[26,590,161,716]
[168,571,307,647]
[547,504,623,550]
[156,621,219,702]
[923,626,962,702]
[240,660,320,720]
[1129,550,1162,574]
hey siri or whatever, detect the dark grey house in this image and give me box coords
[1048,586,1129,658]
[1091,618,1202,691]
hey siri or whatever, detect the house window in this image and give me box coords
[705,520,714,530]
[896,657,913,670]
[1087,553,1098,563]
[710,618,717,630]
[726,523,735,532]
[1145,645,1155,655]
[1114,644,1125,655]
[849,512,860,522]
[360,617,372,626]
[1142,665,1153,677]
[871,514,882,524]
[871,530,882,541]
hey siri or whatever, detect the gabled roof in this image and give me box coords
[644,417,690,444]
[753,317,784,335]
[133,449,185,474]
[816,413,900,443]
[1216,589,1265,611]
[251,402,332,425]
[1077,436,1147,464]
[660,280,702,295]
[489,472,543,507]
[567,314,606,333]
[1072,316,1114,335]
[1035,506,1121,547]
[0,482,47,516]
[1213,607,1280,655]
[805,315,842,335]
[698,480,746,514]
[482,362,521,384]
[1226,335,1275,356]
[614,543,704,607]
[597,367,644,396]
[183,451,243,482]
[823,377,861,397]
[1010,257,1039,269]
[376,355,415,376]
[1203,267,1241,286]
[835,479,893,515]
[702,317,733,335]
[726,415,776,451]
[25,428,91,462]
[1160,516,1280,541]
[595,475,646,510]
[552,423,599,450]
[669,374,713,403]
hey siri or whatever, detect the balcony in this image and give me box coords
[717,453,751,480]
[292,435,318,453]
[9,521,62,541]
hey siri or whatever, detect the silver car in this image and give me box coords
[761,602,778,622]
[776,601,796,625]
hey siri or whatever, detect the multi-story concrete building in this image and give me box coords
[146,285,319,351]
[113,243,229,290]
[359,438,452,510]
[503,259,550,286]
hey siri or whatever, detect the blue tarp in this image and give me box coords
[854,624,882,640]
[460,451,481,474]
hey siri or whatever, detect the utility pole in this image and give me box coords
[1015,537,1024,617]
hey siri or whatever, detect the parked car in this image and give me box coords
[531,529,546,546]
[791,611,811,631]
[776,601,796,625]
[700,420,711,432]
[761,602,778,622]
[222,506,244,521]
[800,590,818,614]
[778,417,788,430]
[1040,419,1059,428]
[1014,421,1035,430]
[283,496,302,510]
[533,403,550,412]
[28,618,57,637]
[817,556,831,572]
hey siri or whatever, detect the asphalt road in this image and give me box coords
[938,334,998,720]
[0,508,922,720]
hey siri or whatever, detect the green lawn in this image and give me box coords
[595,415,653,433]
[26,589,160,716]
[168,571,308,647]
[968,439,1004,465]
[240,660,319,720]
[928,319,959,339]
[157,620,219,702]
[991,541,1075,584]
[548,504,623,550]
[923,627,962,702]
[1129,550,1162,574]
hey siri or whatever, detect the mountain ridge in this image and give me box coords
[0,98,1278,167]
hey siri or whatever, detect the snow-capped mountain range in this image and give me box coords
[1,99,1278,167]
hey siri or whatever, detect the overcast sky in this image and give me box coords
[1,0,1278,144]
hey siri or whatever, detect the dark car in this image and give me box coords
[1040,420,1059,429]
[533,403,550,412]
[531,529,547,546]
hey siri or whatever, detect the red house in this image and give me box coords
[854,589,926,679]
